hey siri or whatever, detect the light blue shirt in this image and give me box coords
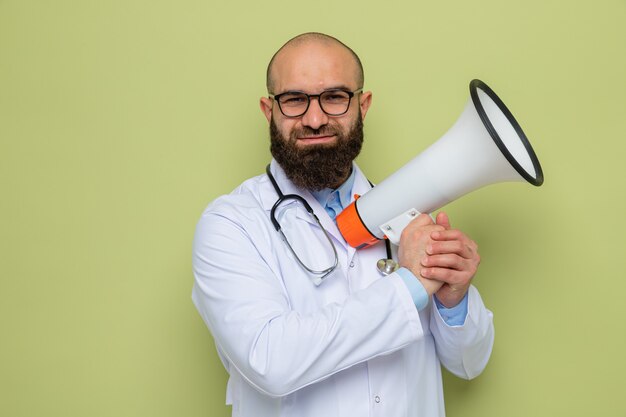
[310,169,356,221]
[311,169,468,325]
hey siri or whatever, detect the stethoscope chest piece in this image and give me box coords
[377,258,399,276]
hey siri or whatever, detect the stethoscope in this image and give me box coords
[266,164,399,285]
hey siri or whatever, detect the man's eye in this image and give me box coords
[281,95,306,105]
[323,93,349,102]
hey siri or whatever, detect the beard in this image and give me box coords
[270,114,364,191]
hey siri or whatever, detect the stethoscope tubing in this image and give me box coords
[266,164,393,281]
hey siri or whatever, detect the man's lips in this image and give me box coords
[296,134,336,144]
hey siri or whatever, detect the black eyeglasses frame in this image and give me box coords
[269,88,363,118]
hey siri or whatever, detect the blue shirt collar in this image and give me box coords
[310,167,356,212]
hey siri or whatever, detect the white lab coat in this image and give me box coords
[192,160,494,417]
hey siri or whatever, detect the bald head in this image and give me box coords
[266,33,364,94]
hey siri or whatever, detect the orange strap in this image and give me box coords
[336,198,380,249]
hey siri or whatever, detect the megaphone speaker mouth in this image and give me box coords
[470,79,544,186]
[336,79,545,249]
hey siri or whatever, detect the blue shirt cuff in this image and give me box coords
[396,267,429,311]
[434,293,469,326]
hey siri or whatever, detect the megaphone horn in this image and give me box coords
[337,79,544,249]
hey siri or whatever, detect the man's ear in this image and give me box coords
[359,91,372,121]
[260,97,273,123]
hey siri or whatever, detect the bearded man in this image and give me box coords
[192,32,494,417]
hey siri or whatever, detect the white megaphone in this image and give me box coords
[336,79,544,249]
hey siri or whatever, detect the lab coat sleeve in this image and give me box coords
[192,208,425,398]
[429,285,494,379]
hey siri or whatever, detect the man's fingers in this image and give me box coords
[430,229,464,241]
[426,240,476,259]
[421,253,466,270]
[421,266,468,285]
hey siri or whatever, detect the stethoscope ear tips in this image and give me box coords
[377,258,399,276]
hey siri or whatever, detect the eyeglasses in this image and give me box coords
[269,88,362,118]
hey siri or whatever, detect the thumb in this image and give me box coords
[435,211,451,230]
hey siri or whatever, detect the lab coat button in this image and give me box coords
[374,395,381,403]
[349,261,355,268]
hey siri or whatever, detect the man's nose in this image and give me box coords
[300,97,329,130]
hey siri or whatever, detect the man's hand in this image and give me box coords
[420,212,480,308]
[397,213,446,296]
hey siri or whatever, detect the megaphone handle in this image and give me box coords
[379,208,422,245]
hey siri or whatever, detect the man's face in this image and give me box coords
[260,41,372,190]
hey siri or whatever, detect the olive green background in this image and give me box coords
[1,0,625,416]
